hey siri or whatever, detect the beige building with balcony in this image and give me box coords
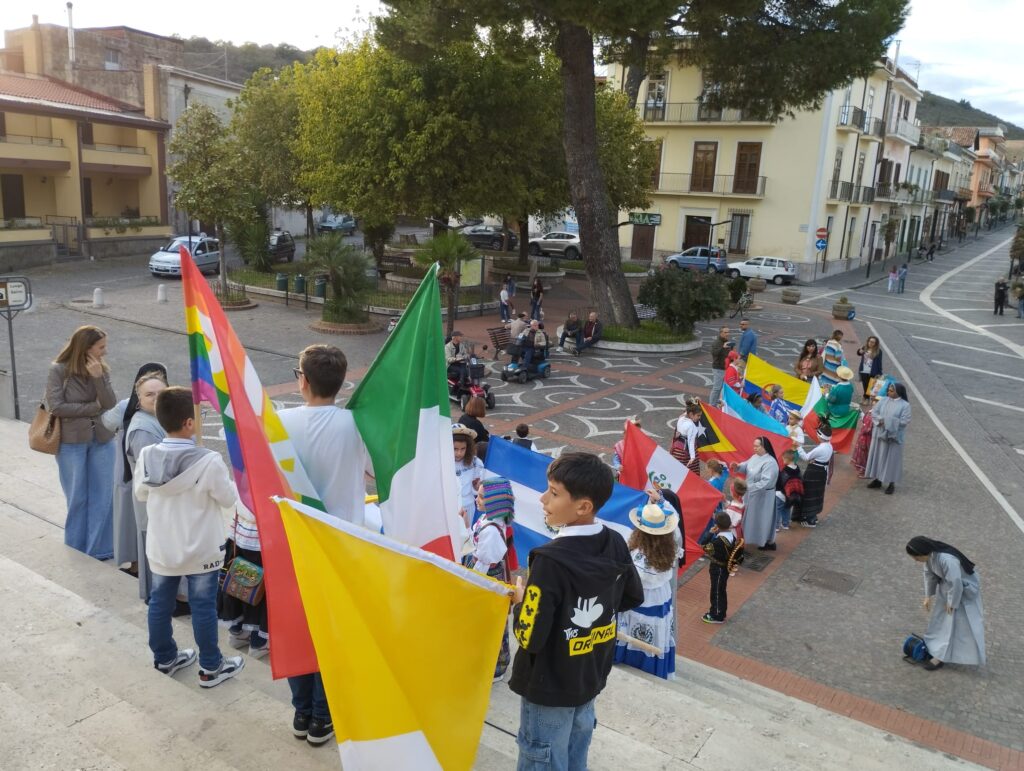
[609,58,931,280]
[0,73,170,270]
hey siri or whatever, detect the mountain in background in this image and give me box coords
[916,91,1024,139]
[179,36,315,85]
[177,37,1024,143]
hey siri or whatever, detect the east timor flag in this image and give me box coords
[697,401,777,466]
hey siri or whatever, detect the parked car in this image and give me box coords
[317,214,357,235]
[528,231,581,260]
[460,225,518,251]
[664,246,727,273]
[149,235,220,277]
[269,230,296,262]
[727,256,798,285]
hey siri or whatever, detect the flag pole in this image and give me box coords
[194,402,204,447]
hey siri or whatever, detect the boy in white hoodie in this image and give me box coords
[134,387,244,688]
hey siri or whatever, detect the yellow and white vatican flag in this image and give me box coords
[276,498,512,770]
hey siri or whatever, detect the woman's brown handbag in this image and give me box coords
[28,403,61,455]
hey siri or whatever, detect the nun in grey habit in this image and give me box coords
[731,436,780,548]
[906,536,985,670]
[866,381,911,494]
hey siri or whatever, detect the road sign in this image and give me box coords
[816,227,829,239]
[815,238,828,251]
[0,277,31,311]
[629,212,662,227]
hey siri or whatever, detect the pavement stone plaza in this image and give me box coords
[2,223,1023,768]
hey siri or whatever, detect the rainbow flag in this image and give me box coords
[742,354,810,411]
[278,497,511,770]
[182,247,321,678]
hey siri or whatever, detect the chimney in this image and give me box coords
[67,3,76,67]
[23,15,45,75]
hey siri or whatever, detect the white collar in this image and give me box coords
[163,437,195,447]
[554,522,605,538]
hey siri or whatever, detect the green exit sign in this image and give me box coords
[629,212,662,226]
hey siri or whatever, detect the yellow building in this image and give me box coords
[608,58,928,280]
[0,72,170,271]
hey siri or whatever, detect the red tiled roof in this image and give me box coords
[0,73,141,114]
[929,126,978,148]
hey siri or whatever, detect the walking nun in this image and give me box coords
[905,537,985,671]
[865,381,911,494]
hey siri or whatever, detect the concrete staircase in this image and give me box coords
[0,417,981,770]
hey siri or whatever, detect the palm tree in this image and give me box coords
[414,231,479,336]
[305,233,372,323]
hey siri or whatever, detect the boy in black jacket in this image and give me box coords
[509,452,643,769]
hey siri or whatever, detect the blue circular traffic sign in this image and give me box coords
[815,238,828,251]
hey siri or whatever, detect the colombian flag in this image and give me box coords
[743,354,810,410]
[278,498,511,770]
[696,402,780,466]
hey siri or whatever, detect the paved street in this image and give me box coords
[2,229,1023,766]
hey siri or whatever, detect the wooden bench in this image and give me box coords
[486,326,512,359]
[378,252,414,280]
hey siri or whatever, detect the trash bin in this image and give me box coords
[275,273,288,291]
[294,274,306,294]
[314,276,328,298]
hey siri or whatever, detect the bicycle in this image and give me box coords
[729,291,753,319]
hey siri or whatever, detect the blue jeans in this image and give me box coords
[775,496,791,529]
[709,368,725,406]
[148,570,222,670]
[516,697,596,771]
[898,278,906,294]
[289,673,331,721]
[56,438,115,559]
[530,299,542,320]
[501,302,511,322]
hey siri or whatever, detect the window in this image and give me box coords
[80,122,94,146]
[104,49,121,71]
[856,152,866,185]
[846,217,856,258]
[649,139,663,189]
[82,178,93,217]
[728,213,750,254]
[0,112,5,137]
[733,142,762,194]
[866,87,875,118]
[832,148,844,181]
[691,142,718,192]
[644,74,666,120]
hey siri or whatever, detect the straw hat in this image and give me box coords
[451,423,477,440]
[836,365,855,381]
[628,502,679,536]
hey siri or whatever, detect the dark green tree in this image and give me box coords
[377,0,908,326]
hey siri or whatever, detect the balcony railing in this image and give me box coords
[0,133,64,147]
[828,178,853,201]
[875,182,897,200]
[935,189,956,202]
[0,216,46,228]
[837,105,865,131]
[977,182,994,197]
[83,142,146,155]
[863,117,884,139]
[956,186,973,200]
[655,172,767,197]
[887,118,921,144]
[917,133,948,156]
[643,102,766,123]
[855,186,875,204]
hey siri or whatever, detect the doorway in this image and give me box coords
[1,174,26,219]
[630,224,655,261]
[683,216,711,250]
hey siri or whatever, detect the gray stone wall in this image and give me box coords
[85,235,166,260]
[0,242,59,273]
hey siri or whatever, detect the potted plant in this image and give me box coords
[781,286,801,304]
[747,277,767,292]
[832,295,855,320]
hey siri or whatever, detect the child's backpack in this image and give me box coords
[902,633,930,662]
[784,476,804,499]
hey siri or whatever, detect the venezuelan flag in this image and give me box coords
[278,497,511,771]
[742,354,810,410]
[181,247,323,679]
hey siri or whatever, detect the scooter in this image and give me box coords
[447,345,496,410]
[501,347,551,384]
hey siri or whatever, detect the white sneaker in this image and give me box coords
[556,346,563,352]
[155,648,197,676]
[198,655,245,688]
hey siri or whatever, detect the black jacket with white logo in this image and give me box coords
[508,525,644,707]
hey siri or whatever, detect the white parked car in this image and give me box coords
[726,256,798,285]
[528,231,581,260]
[149,236,221,277]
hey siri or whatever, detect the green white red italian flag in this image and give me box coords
[347,263,464,559]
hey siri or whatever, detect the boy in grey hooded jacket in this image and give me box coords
[134,387,244,688]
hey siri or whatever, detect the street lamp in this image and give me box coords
[182,83,192,253]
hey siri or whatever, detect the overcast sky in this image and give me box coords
[3,0,1022,125]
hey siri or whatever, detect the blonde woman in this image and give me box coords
[46,326,118,559]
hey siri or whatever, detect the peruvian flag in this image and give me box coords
[619,421,723,566]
